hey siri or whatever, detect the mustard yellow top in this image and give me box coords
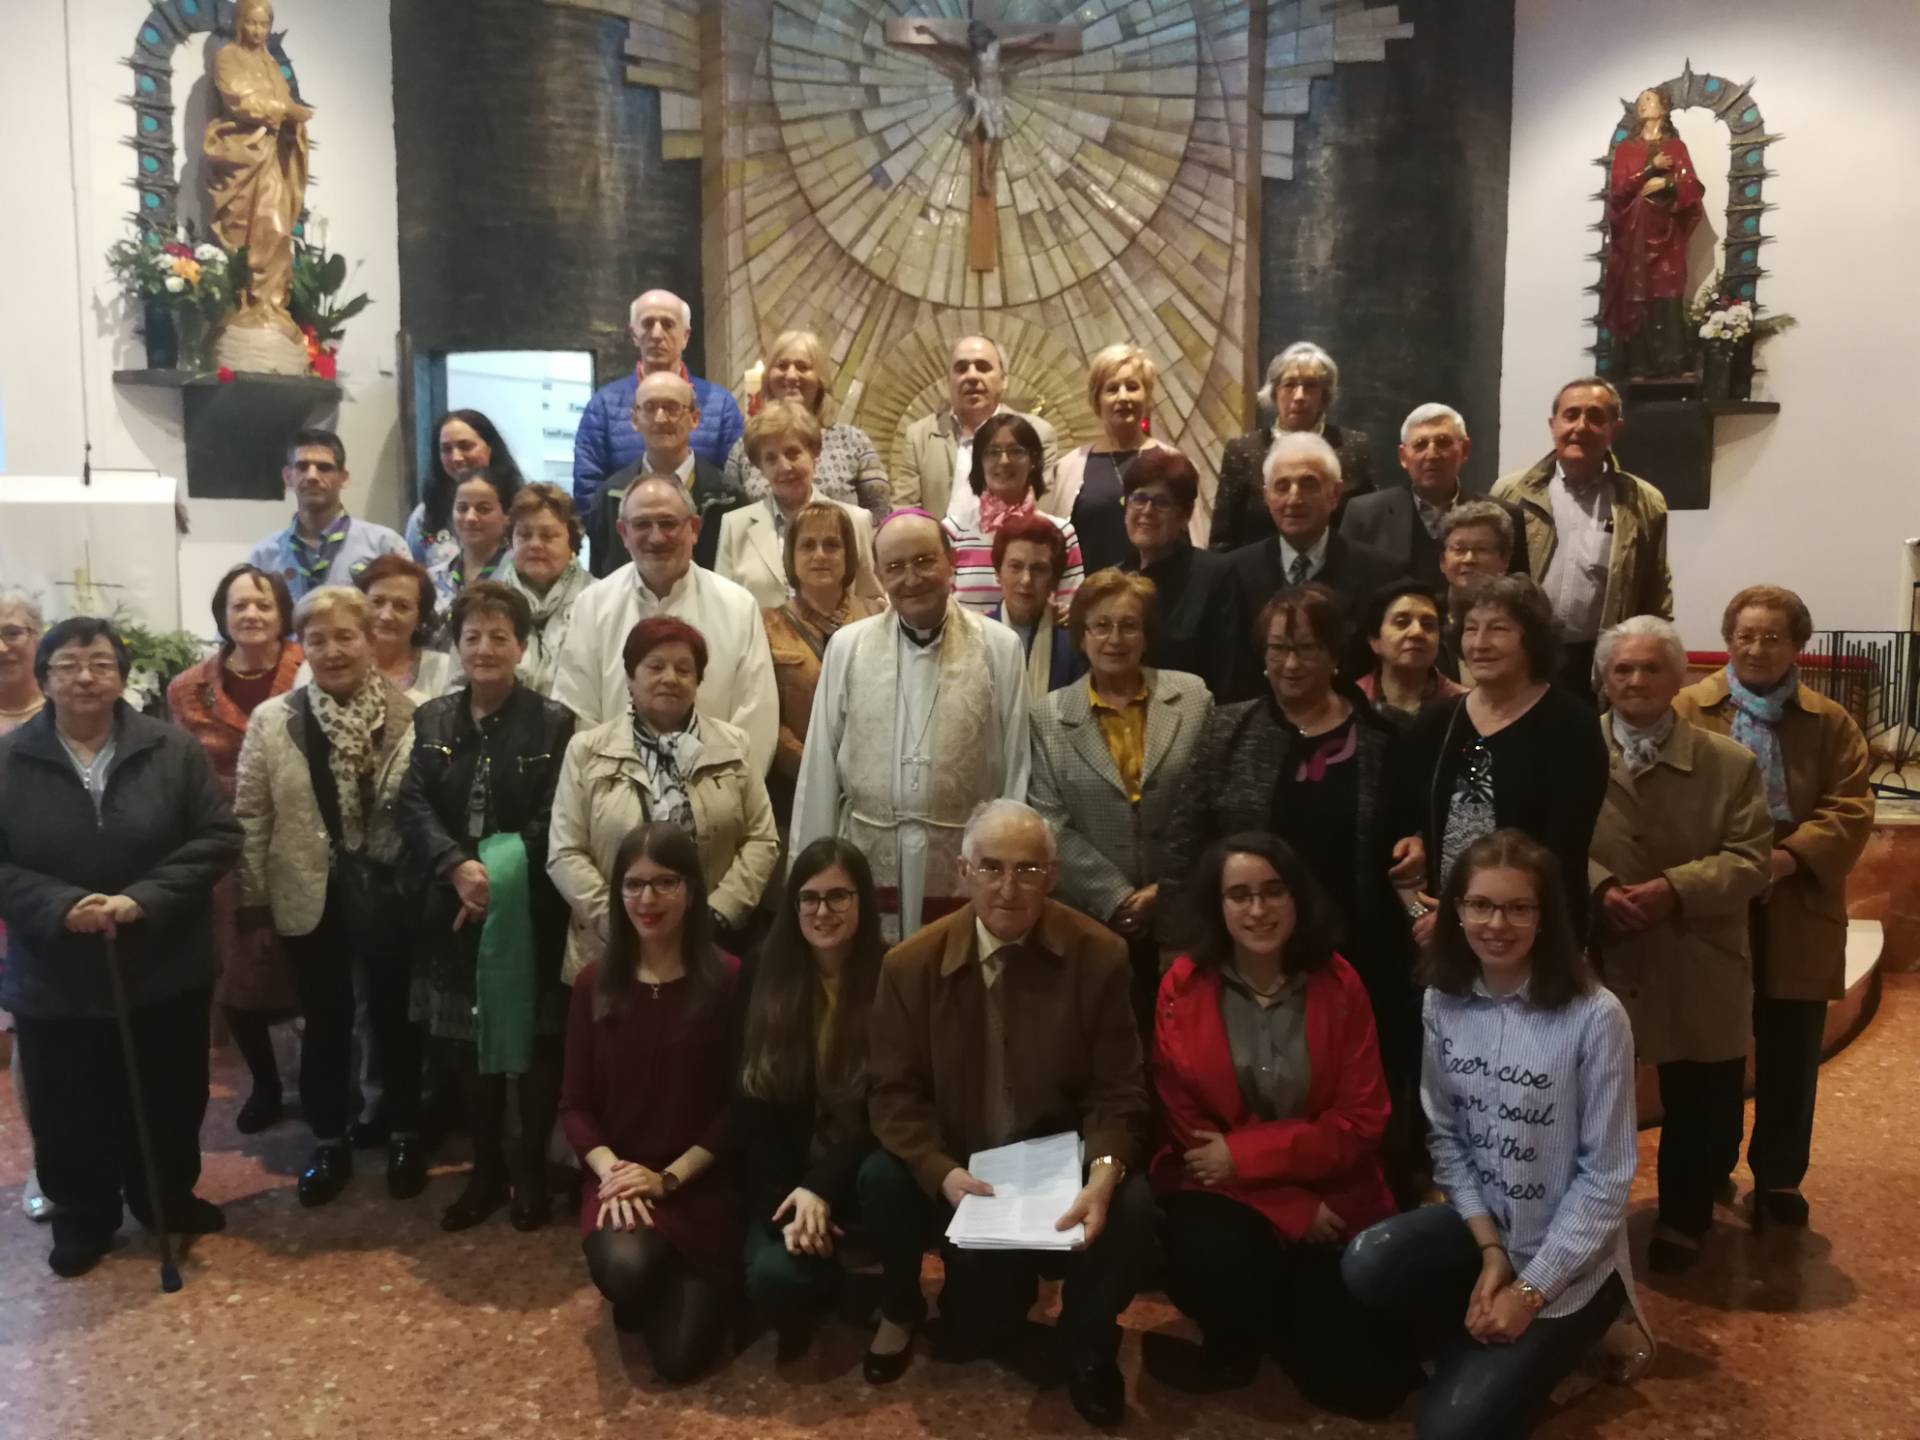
[1088,677,1150,804]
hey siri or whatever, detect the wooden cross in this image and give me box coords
[884,1,1083,272]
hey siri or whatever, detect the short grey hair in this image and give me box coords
[620,473,696,519]
[1552,375,1623,418]
[1400,402,1469,444]
[960,798,1056,863]
[953,333,1009,374]
[1595,614,1687,679]
[630,289,693,329]
[1265,341,1338,405]
[1262,429,1342,488]
[0,588,46,631]
[1437,499,1514,556]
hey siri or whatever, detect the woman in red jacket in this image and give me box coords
[1149,831,1408,1412]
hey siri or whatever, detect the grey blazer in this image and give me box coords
[1028,668,1214,922]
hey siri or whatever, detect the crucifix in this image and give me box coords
[52,542,134,617]
[884,2,1083,272]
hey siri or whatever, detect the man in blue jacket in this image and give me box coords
[572,289,744,517]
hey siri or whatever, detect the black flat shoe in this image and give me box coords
[509,1185,550,1232]
[48,1235,108,1279]
[297,1145,354,1207]
[863,1295,923,1384]
[1066,1352,1127,1428]
[1648,1233,1703,1274]
[386,1136,427,1200]
[1753,1189,1810,1231]
[440,1176,509,1232]
[235,1087,283,1135]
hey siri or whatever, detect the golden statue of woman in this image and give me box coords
[204,0,312,357]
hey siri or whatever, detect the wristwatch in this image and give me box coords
[1509,1280,1547,1311]
[1087,1155,1127,1183]
[1404,898,1432,920]
[659,1170,681,1197]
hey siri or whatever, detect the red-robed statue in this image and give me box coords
[1604,88,1705,378]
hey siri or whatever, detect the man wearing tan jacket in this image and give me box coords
[868,800,1152,1427]
[1589,617,1770,1274]
[892,335,1058,524]
[1494,377,1672,701]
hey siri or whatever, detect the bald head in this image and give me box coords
[633,369,700,466]
[948,335,1008,428]
[629,290,692,374]
[875,512,953,630]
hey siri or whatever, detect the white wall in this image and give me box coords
[1501,0,1920,645]
[0,0,401,638]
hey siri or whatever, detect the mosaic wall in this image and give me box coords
[544,1,1416,524]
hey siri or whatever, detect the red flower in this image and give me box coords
[312,350,337,381]
[216,366,236,384]
[163,242,191,258]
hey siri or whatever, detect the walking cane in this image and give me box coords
[104,934,183,1293]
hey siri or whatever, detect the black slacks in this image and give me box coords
[1749,993,1826,1191]
[282,890,420,1142]
[744,1146,928,1323]
[14,984,211,1248]
[937,1172,1157,1363]
[1161,1188,1407,1414]
[1655,1057,1746,1237]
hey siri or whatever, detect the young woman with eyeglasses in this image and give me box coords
[735,839,928,1379]
[1344,828,1644,1439]
[559,822,743,1381]
[1146,833,1402,1409]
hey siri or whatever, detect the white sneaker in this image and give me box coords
[22,1169,54,1222]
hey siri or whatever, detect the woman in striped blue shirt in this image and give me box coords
[1344,829,1640,1439]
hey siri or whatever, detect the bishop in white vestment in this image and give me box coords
[792,512,1028,938]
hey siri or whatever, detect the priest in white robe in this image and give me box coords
[552,475,777,774]
[793,510,1029,939]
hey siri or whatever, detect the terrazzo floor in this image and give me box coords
[2,977,1916,1440]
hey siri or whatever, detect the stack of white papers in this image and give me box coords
[945,1131,1085,1251]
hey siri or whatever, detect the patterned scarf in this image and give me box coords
[1610,708,1675,775]
[310,678,388,851]
[1725,663,1796,821]
[291,514,351,586]
[978,491,1035,535]
[630,710,702,832]
[503,560,590,695]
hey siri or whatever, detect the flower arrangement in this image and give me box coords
[113,616,210,716]
[1688,273,1797,400]
[106,224,245,369]
[290,220,371,379]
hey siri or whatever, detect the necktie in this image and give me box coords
[979,943,1017,1147]
[1288,552,1311,585]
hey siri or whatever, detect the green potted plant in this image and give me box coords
[105,225,245,372]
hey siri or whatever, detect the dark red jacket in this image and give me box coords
[1149,952,1396,1241]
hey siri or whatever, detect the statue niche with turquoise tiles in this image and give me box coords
[1589,64,1781,399]
[127,0,313,374]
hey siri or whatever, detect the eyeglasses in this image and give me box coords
[623,516,689,537]
[621,874,687,899]
[1731,631,1790,650]
[983,445,1030,463]
[880,553,946,581]
[1460,897,1540,927]
[1265,641,1326,661]
[1223,882,1290,908]
[1123,490,1181,513]
[637,401,690,420]
[1444,542,1501,560]
[47,659,121,680]
[0,625,36,646]
[968,859,1049,887]
[797,887,857,915]
[1085,618,1143,639]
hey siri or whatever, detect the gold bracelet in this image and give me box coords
[1087,1155,1127,1182]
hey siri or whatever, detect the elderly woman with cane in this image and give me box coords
[0,617,241,1279]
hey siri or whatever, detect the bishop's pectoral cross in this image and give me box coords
[884,1,1082,272]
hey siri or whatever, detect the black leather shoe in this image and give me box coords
[863,1294,923,1384]
[1067,1352,1127,1428]
[1753,1189,1810,1231]
[440,1175,509,1232]
[347,1117,390,1150]
[386,1136,427,1200]
[297,1144,354,1207]
[235,1086,283,1135]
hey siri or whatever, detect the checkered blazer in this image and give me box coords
[1028,668,1214,924]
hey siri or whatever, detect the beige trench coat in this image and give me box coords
[1674,672,1875,1001]
[546,710,777,980]
[1589,717,1771,1063]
